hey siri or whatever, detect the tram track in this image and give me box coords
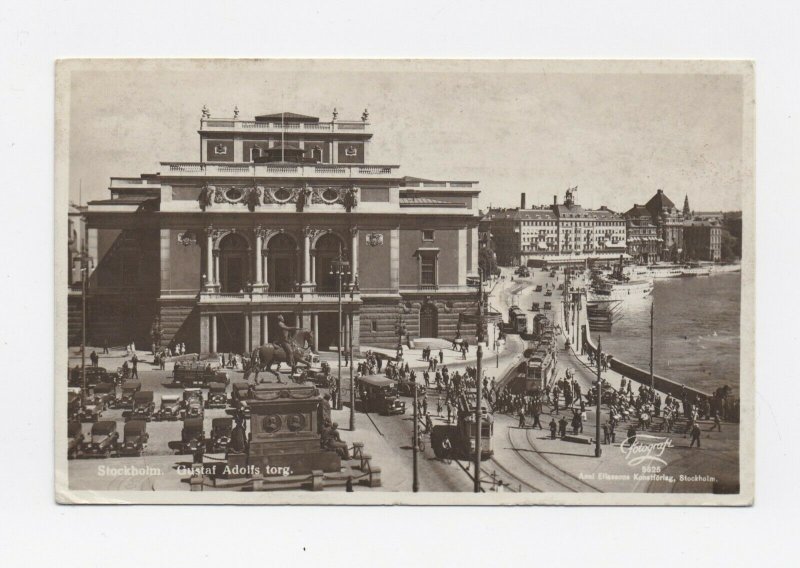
[522,427,600,492]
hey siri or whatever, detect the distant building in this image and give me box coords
[623,204,660,264]
[683,220,722,262]
[483,188,627,267]
[644,189,685,261]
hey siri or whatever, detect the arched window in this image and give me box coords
[218,233,250,293]
[266,233,297,292]
[314,232,347,292]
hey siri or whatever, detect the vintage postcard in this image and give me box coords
[55,59,754,505]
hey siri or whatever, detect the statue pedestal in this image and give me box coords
[244,382,341,476]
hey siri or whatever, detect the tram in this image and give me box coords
[431,393,493,460]
[525,350,555,393]
[507,305,528,335]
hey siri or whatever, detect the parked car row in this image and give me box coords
[69,420,149,459]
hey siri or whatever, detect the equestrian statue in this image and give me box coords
[243,315,316,384]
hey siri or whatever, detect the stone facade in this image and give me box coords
[76,109,481,351]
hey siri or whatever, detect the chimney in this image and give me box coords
[521,193,526,210]
[553,195,557,205]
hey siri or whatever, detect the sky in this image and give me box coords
[64,60,749,213]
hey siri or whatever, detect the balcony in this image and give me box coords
[200,118,369,133]
[160,162,399,179]
[198,289,361,305]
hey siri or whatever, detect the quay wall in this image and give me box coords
[578,298,712,401]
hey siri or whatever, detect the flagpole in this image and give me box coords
[281,111,285,162]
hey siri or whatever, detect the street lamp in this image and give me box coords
[329,246,350,415]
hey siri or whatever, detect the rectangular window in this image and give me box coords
[420,255,436,286]
[422,230,435,241]
[371,320,378,332]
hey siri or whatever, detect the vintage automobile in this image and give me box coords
[357,375,406,415]
[68,421,84,460]
[117,380,142,409]
[205,382,228,409]
[92,382,116,410]
[531,302,540,312]
[230,381,252,417]
[543,301,552,311]
[154,394,182,421]
[76,393,102,423]
[181,388,204,419]
[67,387,82,421]
[129,390,155,422]
[535,285,543,292]
[544,289,553,297]
[171,361,229,387]
[177,417,205,455]
[208,417,233,453]
[81,420,119,458]
[117,420,149,457]
[68,366,120,388]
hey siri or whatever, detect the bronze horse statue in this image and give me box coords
[243,328,315,384]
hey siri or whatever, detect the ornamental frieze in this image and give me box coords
[257,184,359,212]
[213,186,262,211]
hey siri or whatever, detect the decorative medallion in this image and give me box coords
[262,414,282,433]
[320,187,340,204]
[286,413,306,432]
[177,230,197,247]
[366,232,384,247]
[266,186,296,204]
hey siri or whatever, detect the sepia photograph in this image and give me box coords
[54,59,754,505]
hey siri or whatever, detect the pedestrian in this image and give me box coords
[436,397,443,416]
[549,418,557,439]
[425,413,434,434]
[438,349,444,364]
[602,421,610,444]
[103,337,109,354]
[558,416,568,438]
[90,350,98,367]
[532,406,542,429]
[625,425,637,448]
[131,353,139,379]
[689,422,702,448]
[710,411,722,432]
[518,409,526,429]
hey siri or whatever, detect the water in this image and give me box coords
[598,273,741,395]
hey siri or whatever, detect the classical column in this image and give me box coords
[244,314,250,352]
[213,251,220,287]
[350,225,359,285]
[254,226,266,292]
[205,226,214,288]
[303,227,312,283]
[310,252,316,286]
[254,227,264,284]
[262,314,269,343]
[251,313,262,348]
[311,314,319,351]
[200,315,210,353]
[211,315,218,353]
